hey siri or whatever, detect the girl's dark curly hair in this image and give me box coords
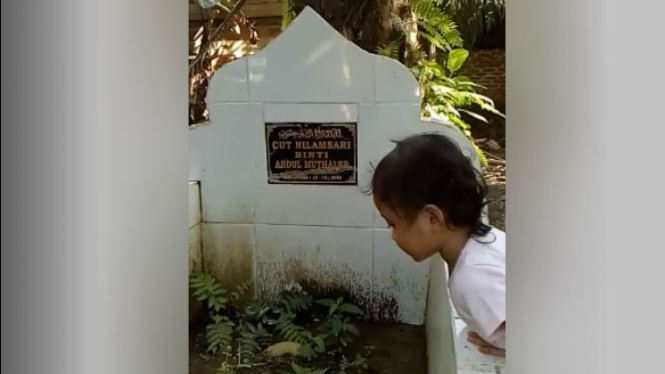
[370,133,492,238]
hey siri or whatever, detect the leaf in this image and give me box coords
[376,40,401,59]
[298,343,314,361]
[316,298,339,316]
[313,336,326,353]
[452,76,486,90]
[281,0,292,24]
[417,21,452,51]
[331,317,343,335]
[458,109,489,123]
[205,316,234,355]
[420,60,447,77]
[315,299,336,308]
[447,49,469,73]
[419,31,447,52]
[338,303,363,315]
[266,341,302,357]
[430,84,454,96]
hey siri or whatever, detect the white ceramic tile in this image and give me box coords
[188,182,201,229]
[357,104,421,227]
[419,118,482,170]
[254,184,374,227]
[358,104,422,222]
[207,58,249,103]
[189,224,202,274]
[357,103,421,159]
[375,55,420,104]
[247,8,374,103]
[189,103,264,223]
[359,105,479,172]
[254,224,373,309]
[264,103,358,123]
[372,205,389,229]
[372,229,429,324]
[201,223,255,288]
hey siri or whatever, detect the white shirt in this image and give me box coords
[449,228,506,349]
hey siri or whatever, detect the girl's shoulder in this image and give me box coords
[464,228,505,265]
[450,228,505,285]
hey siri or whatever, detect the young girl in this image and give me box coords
[371,133,506,357]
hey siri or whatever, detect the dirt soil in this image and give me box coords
[189,322,426,374]
[350,323,427,374]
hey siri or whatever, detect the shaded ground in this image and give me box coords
[350,323,427,374]
[189,322,426,374]
[472,117,506,232]
[487,183,505,231]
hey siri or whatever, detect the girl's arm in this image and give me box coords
[453,265,506,349]
[468,322,506,357]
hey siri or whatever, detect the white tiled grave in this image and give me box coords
[190,5,482,337]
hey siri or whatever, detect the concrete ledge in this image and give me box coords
[426,255,506,374]
[189,181,203,274]
[426,256,457,374]
[188,181,201,229]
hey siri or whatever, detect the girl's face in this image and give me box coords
[373,197,444,262]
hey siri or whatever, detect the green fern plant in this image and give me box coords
[230,279,253,304]
[190,272,228,314]
[316,297,363,318]
[316,298,362,346]
[443,0,506,48]
[241,298,273,323]
[412,53,503,167]
[206,315,235,355]
[277,289,313,315]
[412,0,463,52]
[297,334,327,361]
[191,270,371,369]
[376,39,401,59]
[236,322,271,363]
[271,311,312,344]
[322,315,360,347]
[374,0,503,168]
[378,0,463,62]
[282,0,296,30]
[339,354,369,374]
[215,363,236,374]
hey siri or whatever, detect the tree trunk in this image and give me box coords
[291,0,394,53]
[393,0,419,66]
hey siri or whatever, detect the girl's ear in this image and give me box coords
[422,204,445,227]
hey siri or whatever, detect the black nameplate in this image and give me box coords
[265,123,357,185]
